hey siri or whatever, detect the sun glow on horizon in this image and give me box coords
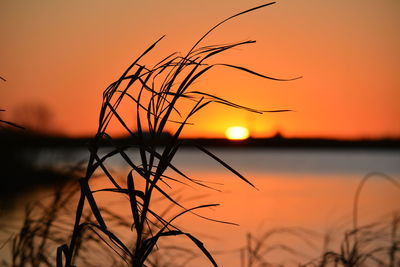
[225,126,250,140]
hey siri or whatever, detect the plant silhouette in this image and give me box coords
[56,2,296,266]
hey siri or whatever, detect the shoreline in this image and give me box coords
[1,131,400,150]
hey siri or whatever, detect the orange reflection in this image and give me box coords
[88,171,400,265]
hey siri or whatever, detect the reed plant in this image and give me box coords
[53,2,297,266]
[237,214,400,267]
[6,184,78,267]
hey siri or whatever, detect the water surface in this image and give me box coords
[1,148,399,266]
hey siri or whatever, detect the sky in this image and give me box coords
[1,0,399,139]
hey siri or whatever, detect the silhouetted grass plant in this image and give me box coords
[8,184,77,267]
[238,227,318,267]
[54,2,298,266]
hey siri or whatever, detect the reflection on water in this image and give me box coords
[171,148,400,175]
[1,148,399,266]
[26,147,400,175]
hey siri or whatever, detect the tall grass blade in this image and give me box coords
[191,142,257,188]
[189,2,276,53]
[80,179,107,228]
[0,119,25,129]
[128,171,141,233]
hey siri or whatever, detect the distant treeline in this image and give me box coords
[1,130,399,150]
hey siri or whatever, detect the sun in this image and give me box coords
[225,126,250,140]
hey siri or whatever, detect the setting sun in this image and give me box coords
[225,126,250,140]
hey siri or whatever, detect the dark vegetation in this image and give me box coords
[1,130,399,150]
[0,127,80,197]
[1,77,74,196]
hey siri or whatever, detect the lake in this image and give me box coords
[1,148,399,266]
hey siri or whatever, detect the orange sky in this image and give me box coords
[1,0,399,139]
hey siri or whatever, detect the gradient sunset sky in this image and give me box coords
[1,0,399,139]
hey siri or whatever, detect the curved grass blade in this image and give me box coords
[86,226,131,265]
[0,119,25,129]
[128,171,142,234]
[188,2,276,54]
[150,178,238,226]
[80,179,107,228]
[56,244,68,267]
[188,91,263,114]
[93,154,122,189]
[143,230,218,267]
[219,63,302,81]
[118,36,165,81]
[91,188,145,201]
[79,222,133,259]
[189,142,257,189]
